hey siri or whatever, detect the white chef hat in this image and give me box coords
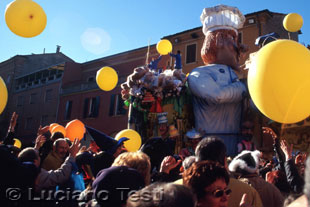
[200,5,245,35]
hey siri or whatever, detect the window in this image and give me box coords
[109,94,126,116]
[25,117,33,130]
[64,101,73,120]
[186,44,196,64]
[87,77,95,82]
[248,18,255,24]
[17,96,23,107]
[30,93,37,104]
[83,96,100,118]
[41,115,48,126]
[45,89,53,102]
[238,32,243,44]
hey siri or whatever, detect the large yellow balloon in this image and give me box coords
[13,138,22,149]
[0,77,8,115]
[156,39,172,55]
[115,129,142,152]
[5,0,47,38]
[283,13,303,32]
[248,40,310,123]
[96,66,118,91]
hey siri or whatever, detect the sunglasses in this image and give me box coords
[210,189,232,198]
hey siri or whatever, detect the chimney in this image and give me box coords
[56,45,61,53]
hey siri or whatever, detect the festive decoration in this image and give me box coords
[283,13,303,32]
[156,39,172,55]
[248,39,310,123]
[5,0,47,38]
[96,66,118,91]
[13,138,21,149]
[49,123,59,133]
[115,129,142,152]
[0,77,8,115]
[51,125,66,136]
[65,119,85,141]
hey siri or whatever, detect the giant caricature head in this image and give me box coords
[200,5,247,71]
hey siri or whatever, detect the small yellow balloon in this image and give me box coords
[283,13,303,32]
[96,66,118,91]
[115,129,142,152]
[0,77,8,115]
[156,39,173,55]
[5,0,47,38]
[13,138,22,149]
[248,40,310,123]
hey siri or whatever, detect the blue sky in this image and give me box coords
[0,0,309,63]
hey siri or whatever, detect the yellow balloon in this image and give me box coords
[96,66,118,91]
[13,138,22,149]
[0,77,8,115]
[283,13,303,32]
[115,129,142,152]
[248,40,310,123]
[5,0,47,38]
[156,39,173,55]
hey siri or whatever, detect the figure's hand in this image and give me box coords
[9,112,18,132]
[37,125,50,136]
[280,139,293,161]
[69,138,81,158]
[160,156,182,174]
[34,135,46,150]
[239,194,252,207]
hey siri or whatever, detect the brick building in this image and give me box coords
[57,9,299,138]
[0,49,73,144]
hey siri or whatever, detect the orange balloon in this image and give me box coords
[65,119,85,141]
[49,123,59,133]
[51,125,66,137]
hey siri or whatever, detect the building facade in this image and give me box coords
[0,50,73,144]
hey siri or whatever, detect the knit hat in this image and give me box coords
[200,5,245,35]
[228,150,261,174]
[93,166,145,207]
[86,126,128,155]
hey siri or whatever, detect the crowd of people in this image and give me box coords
[0,112,309,207]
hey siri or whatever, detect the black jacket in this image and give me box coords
[284,159,304,194]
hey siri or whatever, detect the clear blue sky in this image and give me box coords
[0,0,309,63]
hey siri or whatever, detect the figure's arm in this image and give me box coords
[188,71,246,104]
[169,53,176,58]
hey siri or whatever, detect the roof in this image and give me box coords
[11,52,74,78]
[163,9,286,39]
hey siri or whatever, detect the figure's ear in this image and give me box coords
[215,32,225,48]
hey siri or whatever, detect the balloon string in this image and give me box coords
[288,32,291,40]
[261,36,278,47]
[145,39,151,66]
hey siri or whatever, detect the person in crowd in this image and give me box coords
[127,182,196,207]
[237,121,256,153]
[41,138,69,171]
[90,166,145,207]
[39,131,65,162]
[112,151,151,185]
[183,160,231,207]
[86,126,129,177]
[266,170,291,197]
[182,155,196,171]
[280,139,305,194]
[148,55,162,71]
[18,138,80,192]
[157,112,176,154]
[180,129,202,158]
[195,137,263,207]
[229,150,284,207]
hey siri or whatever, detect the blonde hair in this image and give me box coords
[112,151,151,185]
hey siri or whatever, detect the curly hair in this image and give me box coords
[183,160,229,200]
[112,151,151,185]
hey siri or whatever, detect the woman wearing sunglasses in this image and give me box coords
[183,160,231,207]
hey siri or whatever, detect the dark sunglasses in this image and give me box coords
[211,189,232,198]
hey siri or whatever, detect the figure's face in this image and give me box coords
[55,141,69,159]
[199,179,230,207]
[159,123,168,137]
[241,121,254,140]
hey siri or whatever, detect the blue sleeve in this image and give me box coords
[188,71,246,105]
